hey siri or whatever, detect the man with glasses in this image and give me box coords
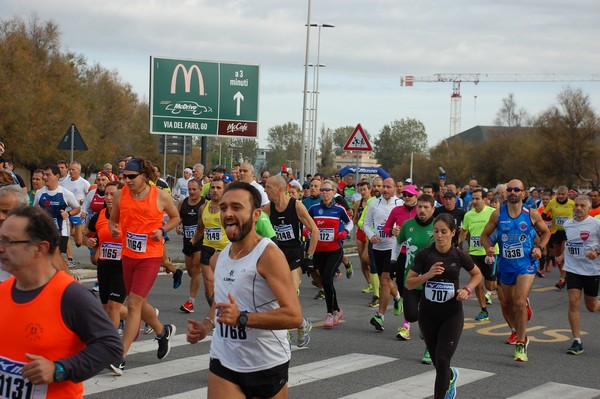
[0,185,30,281]
[481,179,550,362]
[0,206,122,396]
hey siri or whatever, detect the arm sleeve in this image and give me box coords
[58,283,123,382]
[82,190,94,214]
[383,207,398,235]
[87,213,100,233]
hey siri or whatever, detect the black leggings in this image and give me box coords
[314,249,343,314]
[402,287,422,322]
[418,301,464,399]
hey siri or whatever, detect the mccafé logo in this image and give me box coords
[226,123,249,134]
[171,64,205,95]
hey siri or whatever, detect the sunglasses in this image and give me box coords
[506,187,522,193]
[402,193,414,197]
[122,173,140,180]
[320,188,334,192]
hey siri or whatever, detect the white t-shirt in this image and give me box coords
[61,176,90,204]
[174,177,192,199]
[251,180,270,207]
[563,216,600,276]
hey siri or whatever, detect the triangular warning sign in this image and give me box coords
[343,123,372,151]
[57,123,88,151]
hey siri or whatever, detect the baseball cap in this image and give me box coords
[402,184,418,196]
[405,178,413,184]
[183,168,193,174]
[288,180,302,190]
[222,174,233,184]
[302,181,311,189]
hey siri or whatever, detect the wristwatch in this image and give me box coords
[54,362,67,382]
[237,311,248,328]
[306,253,314,260]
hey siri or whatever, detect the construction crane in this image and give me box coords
[400,73,600,137]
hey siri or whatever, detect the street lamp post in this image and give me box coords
[299,0,312,183]
[309,23,334,177]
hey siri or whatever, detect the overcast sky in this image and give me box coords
[3,0,600,149]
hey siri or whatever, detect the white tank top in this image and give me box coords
[210,237,291,372]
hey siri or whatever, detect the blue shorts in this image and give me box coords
[69,215,84,226]
[498,262,536,285]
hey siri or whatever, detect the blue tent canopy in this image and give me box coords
[338,166,390,179]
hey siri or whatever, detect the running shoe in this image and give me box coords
[567,340,584,355]
[157,324,176,360]
[396,325,411,340]
[67,259,78,269]
[485,291,492,305]
[345,261,353,279]
[361,284,374,294]
[555,278,565,289]
[297,318,313,347]
[526,298,533,321]
[422,348,432,365]
[393,297,403,316]
[117,320,125,336]
[370,315,384,331]
[333,309,345,325]
[445,367,459,399]
[475,311,489,321]
[144,308,160,334]
[92,282,100,292]
[314,289,325,300]
[324,313,334,328]
[368,295,379,307]
[180,300,194,313]
[505,331,518,345]
[535,270,545,278]
[108,358,126,376]
[173,269,184,289]
[514,337,529,362]
[335,269,342,279]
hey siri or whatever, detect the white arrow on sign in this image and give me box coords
[233,91,244,116]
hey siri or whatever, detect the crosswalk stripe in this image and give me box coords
[506,382,600,399]
[84,340,305,396]
[158,353,397,399]
[339,367,495,399]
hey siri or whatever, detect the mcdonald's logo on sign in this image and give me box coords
[150,56,259,138]
[170,64,206,95]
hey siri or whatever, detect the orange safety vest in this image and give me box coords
[0,271,86,398]
[119,185,164,259]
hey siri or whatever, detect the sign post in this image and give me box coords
[342,123,373,183]
[57,123,88,163]
[150,57,259,139]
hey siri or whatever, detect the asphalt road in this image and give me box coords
[76,244,600,399]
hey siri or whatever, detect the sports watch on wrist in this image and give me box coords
[54,362,67,382]
[237,311,248,328]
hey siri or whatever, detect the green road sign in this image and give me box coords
[150,57,259,138]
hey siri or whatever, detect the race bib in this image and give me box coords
[0,356,48,399]
[376,225,387,238]
[275,224,295,241]
[470,235,481,248]
[100,242,122,260]
[566,241,584,257]
[126,232,147,253]
[205,227,222,242]
[424,281,456,303]
[183,225,197,239]
[502,243,524,259]
[555,216,568,226]
[319,228,335,242]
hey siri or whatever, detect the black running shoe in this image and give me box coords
[157,324,176,360]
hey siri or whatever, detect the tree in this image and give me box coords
[533,87,600,186]
[265,122,301,173]
[319,126,335,175]
[494,93,531,127]
[373,118,428,172]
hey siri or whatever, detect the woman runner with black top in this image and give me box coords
[405,213,482,399]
